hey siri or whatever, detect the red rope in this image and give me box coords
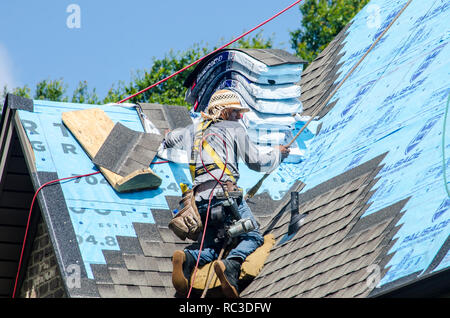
[12,160,167,298]
[12,171,101,298]
[12,1,303,298]
[152,160,169,164]
[117,0,302,104]
[187,132,229,298]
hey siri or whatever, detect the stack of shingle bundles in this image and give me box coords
[184,49,317,163]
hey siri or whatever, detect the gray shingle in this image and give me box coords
[97,284,117,298]
[122,254,139,270]
[92,122,163,177]
[116,236,144,254]
[129,270,148,286]
[141,241,165,257]
[158,227,185,243]
[157,257,173,273]
[102,250,125,267]
[109,267,130,285]
[133,223,161,242]
[113,285,142,298]
[241,150,405,299]
[91,264,113,284]
[144,271,164,287]
[151,209,173,227]
[139,286,172,298]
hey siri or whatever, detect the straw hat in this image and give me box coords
[201,89,249,121]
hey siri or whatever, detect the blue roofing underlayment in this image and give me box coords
[294,0,450,283]
[18,105,314,279]
[15,0,450,293]
[18,102,181,279]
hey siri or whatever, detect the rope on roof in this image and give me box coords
[245,0,414,200]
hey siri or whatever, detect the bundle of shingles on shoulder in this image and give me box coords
[182,48,319,163]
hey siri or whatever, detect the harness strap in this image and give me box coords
[201,141,236,183]
[190,120,212,180]
[190,120,236,183]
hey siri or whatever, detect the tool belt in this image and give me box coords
[215,181,243,200]
[209,181,243,226]
[209,186,256,243]
[168,180,244,241]
[194,180,241,196]
[168,188,203,241]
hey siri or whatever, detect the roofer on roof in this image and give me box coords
[161,89,290,297]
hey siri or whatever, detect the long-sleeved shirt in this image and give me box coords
[162,119,281,200]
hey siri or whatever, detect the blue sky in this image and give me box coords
[0,0,303,100]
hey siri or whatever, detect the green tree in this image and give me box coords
[104,33,273,107]
[2,80,100,105]
[6,33,274,108]
[291,0,369,64]
[34,79,68,102]
[102,81,128,105]
[115,44,209,107]
[72,80,99,104]
[13,85,32,98]
[232,30,273,49]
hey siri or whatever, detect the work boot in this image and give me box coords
[172,250,195,296]
[214,258,242,298]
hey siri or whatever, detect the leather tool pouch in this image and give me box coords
[168,189,203,241]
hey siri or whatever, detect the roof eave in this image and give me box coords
[372,268,450,298]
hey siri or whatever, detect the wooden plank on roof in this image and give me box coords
[190,234,276,293]
[61,108,162,192]
[62,108,114,158]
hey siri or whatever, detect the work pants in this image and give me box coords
[185,197,264,265]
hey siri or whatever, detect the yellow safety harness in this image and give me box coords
[189,120,236,183]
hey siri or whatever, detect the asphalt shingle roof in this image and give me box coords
[242,154,405,298]
[1,0,449,299]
